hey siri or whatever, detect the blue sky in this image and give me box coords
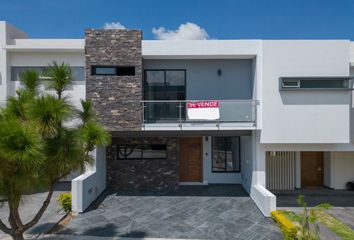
[1,0,354,40]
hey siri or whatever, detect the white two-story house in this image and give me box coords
[1,21,354,217]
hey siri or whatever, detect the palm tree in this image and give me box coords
[45,61,72,99]
[0,66,110,240]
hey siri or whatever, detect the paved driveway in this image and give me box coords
[0,182,70,240]
[59,185,282,240]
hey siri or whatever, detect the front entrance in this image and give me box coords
[301,152,324,188]
[179,137,202,182]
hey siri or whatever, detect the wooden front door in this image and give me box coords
[301,152,324,188]
[179,138,202,182]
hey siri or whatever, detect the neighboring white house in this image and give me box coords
[1,21,354,217]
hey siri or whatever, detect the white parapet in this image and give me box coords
[250,184,276,217]
[72,147,106,213]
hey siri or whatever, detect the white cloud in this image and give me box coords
[152,22,209,40]
[103,22,126,30]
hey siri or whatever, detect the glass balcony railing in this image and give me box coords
[141,100,257,124]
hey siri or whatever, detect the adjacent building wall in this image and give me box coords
[330,152,354,189]
[261,40,351,143]
[85,29,143,131]
[0,22,27,103]
[143,59,254,100]
[8,52,85,103]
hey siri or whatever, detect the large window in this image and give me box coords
[212,137,240,172]
[117,144,167,160]
[11,66,85,81]
[144,70,186,121]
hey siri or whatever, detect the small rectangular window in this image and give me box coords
[117,144,167,160]
[92,67,116,75]
[92,66,135,76]
[280,77,351,90]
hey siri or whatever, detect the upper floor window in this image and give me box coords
[144,70,186,101]
[11,66,85,81]
[143,69,186,121]
[91,66,135,76]
[280,77,351,90]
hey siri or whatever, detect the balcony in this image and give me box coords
[141,100,258,131]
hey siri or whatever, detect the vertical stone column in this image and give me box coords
[85,29,143,131]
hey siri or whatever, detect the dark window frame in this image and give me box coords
[91,66,135,76]
[211,136,241,173]
[143,69,187,121]
[11,66,85,81]
[279,77,352,91]
[143,69,187,101]
[116,144,168,160]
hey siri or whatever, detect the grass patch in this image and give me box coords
[281,210,302,223]
[315,210,354,240]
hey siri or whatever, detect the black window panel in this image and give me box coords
[117,66,135,76]
[117,144,167,160]
[300,80,348,89]
[212,137,241,173]
[92,66,136,76]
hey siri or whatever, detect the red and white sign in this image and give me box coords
[187,100,220,120]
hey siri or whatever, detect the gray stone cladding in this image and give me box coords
[106,137,179,190]
[85,29,143,131]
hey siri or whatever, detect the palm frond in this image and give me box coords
[78,99,96,125]
[3,90,34,120]
[43,129,85,181]
[0,116,44,172]
[28,95,73,138]
[79,121,111,152]
[45,61,72,98]
[20,70,40,94]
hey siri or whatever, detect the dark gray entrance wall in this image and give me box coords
[85,29,143,131]
[143,59,254,100]
[106,137,179,190]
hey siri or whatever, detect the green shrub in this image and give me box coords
[272,210,298,239]
[58,192,72,212]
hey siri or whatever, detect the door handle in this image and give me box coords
[317,167,322,172]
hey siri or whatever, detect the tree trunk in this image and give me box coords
[11,230,24,240]
[1,184,55,240]
[8,200,25,240]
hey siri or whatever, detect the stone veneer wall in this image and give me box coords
[107,137,179,190]
[85,29,142,131]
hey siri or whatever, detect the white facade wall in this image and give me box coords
[324,152,354,189]
[261,40,351,144]
[0,22,27,103]
[72,147,106,213]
